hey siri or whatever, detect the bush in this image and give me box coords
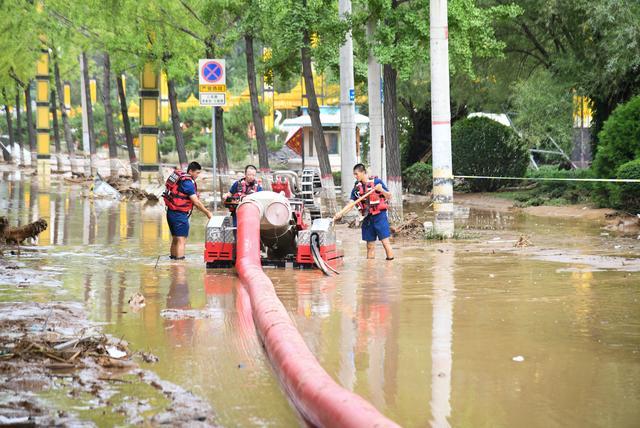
[403,162,432,195]
[593,95,640,178]
[527,166,595,203]
[452,117,529,192]
[610,159,640,213]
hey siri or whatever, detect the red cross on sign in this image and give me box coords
[199,59,226,86]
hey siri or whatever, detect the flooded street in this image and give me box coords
[1,172,639,427]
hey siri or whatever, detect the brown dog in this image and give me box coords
[0,216,48,245]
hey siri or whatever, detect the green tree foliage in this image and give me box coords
[510,69,573,152]
[0,0,40,91]
[488,0,640,144]
[452,116,528,192]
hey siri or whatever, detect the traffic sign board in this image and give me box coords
[199,59,226,85]
[200,84,226,93]
[199,92,226,106]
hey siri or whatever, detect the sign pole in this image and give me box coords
[198,58,226,213]
[212,106,217,212]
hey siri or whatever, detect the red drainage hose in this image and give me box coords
[236,202,399,428]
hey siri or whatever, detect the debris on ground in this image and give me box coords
[106,177,159,202]
[0,301,216,426]
[514,235,533,248]
[0,216,48,245]
[137,351,160,363]
[347,216,362,229]
[603,212,640,236]
[128,292,146,311]
[160,308,217,320]
[390,212,427,239]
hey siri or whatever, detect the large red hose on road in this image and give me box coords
[235,202,399,428]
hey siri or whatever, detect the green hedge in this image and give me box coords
[611,159,640,213]
[593,95,640,179]
[452,117,529,192]
[526,166,595,204]
[403,162,432,195]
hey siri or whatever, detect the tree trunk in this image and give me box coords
[167,77,188,169]
[101,52,118,178]
[383,64,403,222]
[245,34,269,172]
[53,52,77,173]
[81,52,97,175]
[301,30,337,215]
[215,107,228,172]
[2,92,14,163]
[50,88,63,171]
[116,73,139,181]
[24,82,36,167]
[15,89,23,165]
[366,18,384,181]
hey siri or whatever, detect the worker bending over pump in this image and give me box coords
[163,161,212,260]
[223,164,263,226]
[350,163,394,260]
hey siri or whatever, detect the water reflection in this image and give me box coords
[165,264,194,347]
[430,245,455,428]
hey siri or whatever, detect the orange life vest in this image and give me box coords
[227,178,260,213]
[163,170,197,213]
[234,178,259,198]
[355,177,388,216]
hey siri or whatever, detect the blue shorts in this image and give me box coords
[361,211,391,242]
[167,210,190,237]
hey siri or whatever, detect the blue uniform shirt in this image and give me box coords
[179,178,196,196]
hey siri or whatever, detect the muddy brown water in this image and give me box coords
[1,173,639,427]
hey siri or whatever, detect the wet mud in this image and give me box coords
[0,301,216,427]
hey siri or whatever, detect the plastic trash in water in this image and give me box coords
[92,176,122,200]
[106,346,127,359]
[512,355,525,362]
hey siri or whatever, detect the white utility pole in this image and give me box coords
[339,0,357,199]
[430,0,455,237]
[366,19,385,181]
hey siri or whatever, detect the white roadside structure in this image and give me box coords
[281,106,369,173]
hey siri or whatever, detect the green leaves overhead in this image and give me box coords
[357,0,520,80]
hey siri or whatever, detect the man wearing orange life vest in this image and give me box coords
[350,163,394,260]
[223,164,263,226]
[163,161,212,260]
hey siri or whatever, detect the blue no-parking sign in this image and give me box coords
[199,59,226,86]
